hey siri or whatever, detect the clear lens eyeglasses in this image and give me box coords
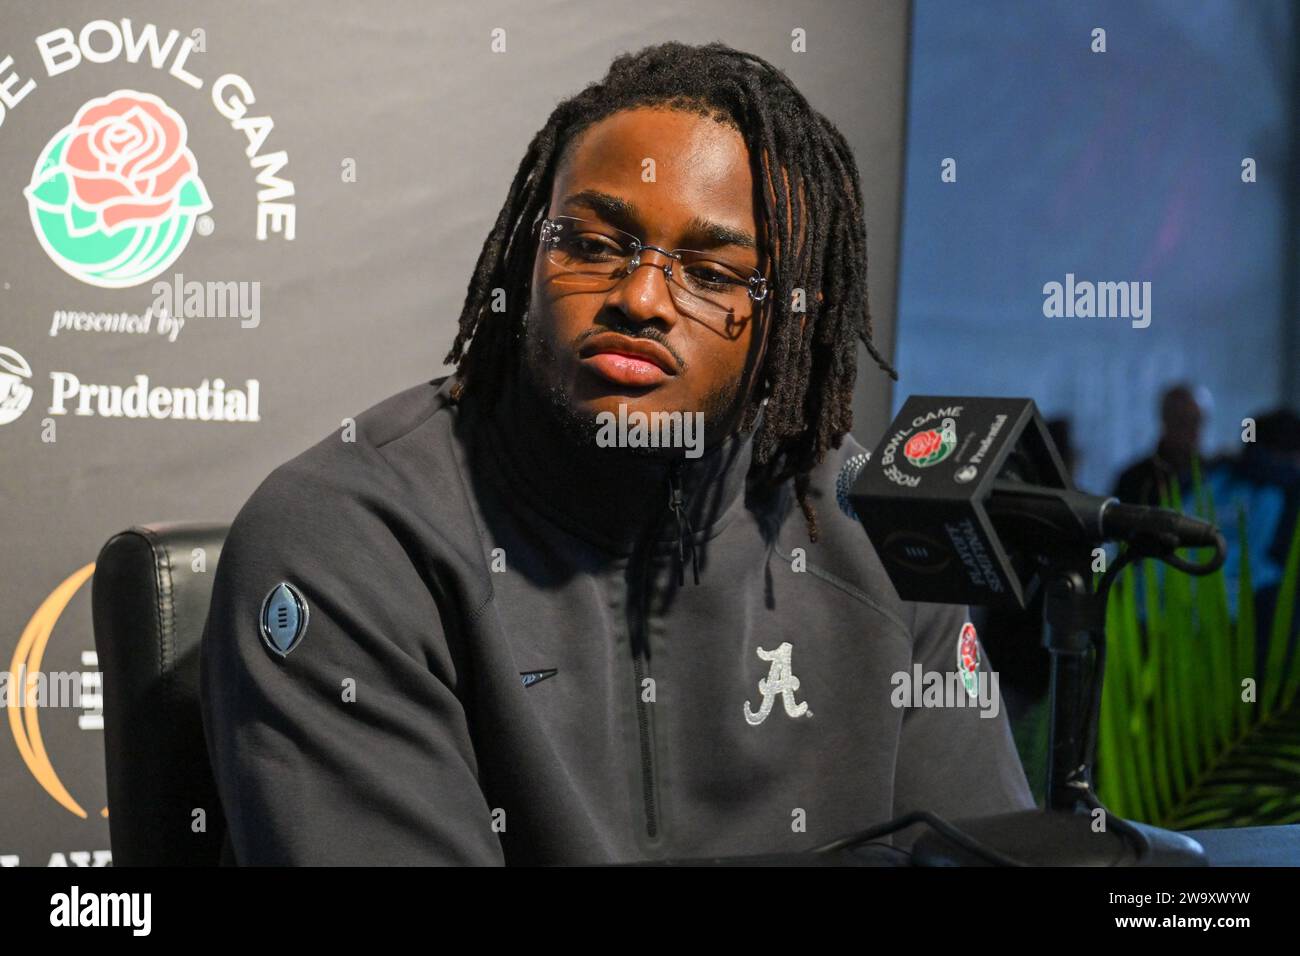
[536,215,768,329]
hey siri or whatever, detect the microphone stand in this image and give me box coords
[911,546,1208,866]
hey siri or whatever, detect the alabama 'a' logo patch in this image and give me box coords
[744,642,812,725]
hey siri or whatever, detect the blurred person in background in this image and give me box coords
[1112,383,1213,507]
[1202,408,1300,666]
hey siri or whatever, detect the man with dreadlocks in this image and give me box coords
[201,41,1034,865]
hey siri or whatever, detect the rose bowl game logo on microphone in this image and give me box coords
[22,89,213,289]
[903,416,957,468]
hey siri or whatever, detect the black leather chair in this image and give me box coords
[92,522,230,866]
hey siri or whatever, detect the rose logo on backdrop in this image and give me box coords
[22,89,212,289]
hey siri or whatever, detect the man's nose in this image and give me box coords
[605,249,680,329]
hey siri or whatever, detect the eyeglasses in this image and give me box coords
[535,215,768,330]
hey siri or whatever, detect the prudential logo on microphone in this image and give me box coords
[1042,273,1151,328]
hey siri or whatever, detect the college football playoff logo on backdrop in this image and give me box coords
[22,89,212,289]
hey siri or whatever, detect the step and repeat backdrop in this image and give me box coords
[0,2,907,865]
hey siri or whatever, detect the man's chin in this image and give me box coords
[579,392,697,417]
[527,387,678,455]
[549,396,686,456]
[518,362,743,457]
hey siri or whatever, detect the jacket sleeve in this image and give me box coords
[891,600,1036,848]
[199,462,505,865]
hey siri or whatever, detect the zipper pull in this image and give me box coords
[667,459,700,586]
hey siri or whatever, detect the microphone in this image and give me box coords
[844,398,1222,868]
[844,396,1225,608]
[836,451,871,520]
[982,482,1222,551]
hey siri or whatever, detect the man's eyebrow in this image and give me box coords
[564,189,637,227]
[561,189,757,250]
[683,215,757,251]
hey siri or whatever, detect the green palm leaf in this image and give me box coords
[1095,466,1300,829]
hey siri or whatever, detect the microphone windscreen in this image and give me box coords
[836,452,871,520]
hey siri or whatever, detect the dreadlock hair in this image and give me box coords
[443,40,897,543]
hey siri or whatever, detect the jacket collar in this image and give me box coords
[458,368,760,574]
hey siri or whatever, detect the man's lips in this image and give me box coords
[581,352,668,386]
[578,333,678,387]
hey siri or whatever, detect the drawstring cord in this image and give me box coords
[667,459,700,587]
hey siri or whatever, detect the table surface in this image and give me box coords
[1183,825,1300,867]
[625,824,1300,866]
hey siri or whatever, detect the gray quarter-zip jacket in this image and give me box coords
[199,373,1035,865]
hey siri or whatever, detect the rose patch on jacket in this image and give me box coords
[957,621,980,699]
